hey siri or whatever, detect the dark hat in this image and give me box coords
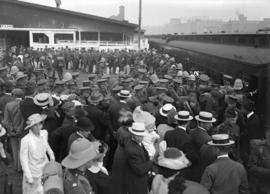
[173,78,182,84]
[11,88,24,98]
[139,80,149,85]
[101,75,110,80]
[24,81,36,96]
[112,85,123,92]
[71,72,80,79]
[148,95,159,103]
[75,117,94,132]
[82,80,91,87]
[155,87,168,92]
[138,68,147,73]
[55,80,65,86]
[97,79,107,84]
[122,78,133,83]
[88,91,104,105]
[80,86,91,91]
[160,95,174,103]
[66,80,76,86]
[37,79,48,86]
[61,101,75,111]
[134,85,144,91]
[88,74,97,80]
[164,75,173,80]
[159,79,169,84]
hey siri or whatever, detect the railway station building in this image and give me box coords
[0,0,148,51]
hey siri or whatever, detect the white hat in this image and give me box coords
[33,93,50,107]
[25,114,47,130]
[63,72,72,82]
[158,147,190,170]
[208,134,235,146]
[188,74,196,81]
[195,111,216,123]
[117,90,131,98]
[72,100,83,107]
[128,122,147,136]
[174,111,193,121]
[0,124,6,137]
[159,104,176,117]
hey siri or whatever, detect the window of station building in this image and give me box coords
[33,33,49,44]
[54,33,73,44]
[100,32,122,42]
[81,32,98,42]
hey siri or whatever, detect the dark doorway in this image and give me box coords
[4,30,29,48]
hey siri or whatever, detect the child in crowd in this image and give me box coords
[133,106,160,160]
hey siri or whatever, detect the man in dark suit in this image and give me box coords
[164,110,199,166]
[86,91,113,141]
[20,81,42,121]
[107,90,131,170]
[164,110,200,181]
[189,111,216,150]
[108,90,131,131]
[124,122,153,194]
[201,134,249,194]
[241,99,264,162]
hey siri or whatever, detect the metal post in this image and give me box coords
[138,0,142,50]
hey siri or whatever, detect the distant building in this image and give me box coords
[110,6,125,21]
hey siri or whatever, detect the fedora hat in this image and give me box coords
[0,124,6,137]
[195,111,216,123]
[159,104,176,117]
[25,114,47,130]
[128,122,147,136]
[61,139,101,169]
[33,93,50,107]
[158,147,190,170]
[174,111,193,121]
[117,90,131,98]
[88,92,104,105]
[208,134,235,146]
[75,117,94,132]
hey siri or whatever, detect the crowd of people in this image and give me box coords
[0,45,269,194]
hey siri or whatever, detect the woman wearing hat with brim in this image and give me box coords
[61,138,104,194]
[20,113,55,194]
[151,146,209,194]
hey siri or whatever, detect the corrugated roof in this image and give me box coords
[0,0,138,28]
[150,38,270,65]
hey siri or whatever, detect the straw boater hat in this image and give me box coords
[25,114,47,130]
[33,93,51,107]
[174,111,193,121]
[159,104,176,117]
[117,90,131,98]
[195,111,216,123]
[158,147,190,170]
[128,122,147,136]
[61,139,101,169]
[208,134,235,146]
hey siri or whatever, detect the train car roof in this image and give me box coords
[150,38,270,66]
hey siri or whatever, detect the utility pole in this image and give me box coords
[138,0,142,49]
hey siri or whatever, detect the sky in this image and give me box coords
[20,0,270,26]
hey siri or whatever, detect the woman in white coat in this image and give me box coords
[20,113,55,194]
